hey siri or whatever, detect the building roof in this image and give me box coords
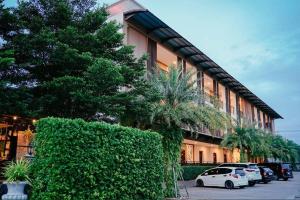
[124,9,283,119]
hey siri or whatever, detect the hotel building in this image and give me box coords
[110,0,282,164]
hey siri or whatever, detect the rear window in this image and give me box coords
[235,169,246,176]
[282,164,291,169]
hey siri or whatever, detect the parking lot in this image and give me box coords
[180,172,300,199]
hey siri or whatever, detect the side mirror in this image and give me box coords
[204,173,208,176]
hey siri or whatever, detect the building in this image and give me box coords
[114,0,282,164]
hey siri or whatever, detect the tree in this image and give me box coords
[222,126,300,164]
[221,126,256,162]
[0,0,146,120]
[148,66,230,198]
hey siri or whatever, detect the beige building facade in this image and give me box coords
[107,0,282,164]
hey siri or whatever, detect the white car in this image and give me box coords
[218,163,262,186]
[195,167,248,189]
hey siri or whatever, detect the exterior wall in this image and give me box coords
[127,26,147,58]
[182,139,240,163]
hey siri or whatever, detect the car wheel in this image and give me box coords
[196,179,204,187]
[225,180,234,189]
[283,178,288,181]
[248,181,256,187]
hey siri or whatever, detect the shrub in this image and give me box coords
[4,159,30,182]
[31,118,164,200]
[181,165,215,180]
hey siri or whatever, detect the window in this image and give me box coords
[213,153,217,164]
[199,151,203,163]
[207,168,218,175]
[218,168,232,174]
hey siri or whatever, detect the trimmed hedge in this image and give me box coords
[182,165,215,180]
[31,118,164,200]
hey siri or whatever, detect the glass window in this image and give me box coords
[235,169,246,176]
[207,169,218,175]
[157,44,177,72]
[218,168,232,174]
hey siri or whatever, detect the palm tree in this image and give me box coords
[149,65,230,198]
[221,127,254,162]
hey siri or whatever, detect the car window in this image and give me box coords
[249,164,258,169]
[235,168,246,176]
[207,169,218,175]
[282,164,290,169]
[218,168,232,174]
[237,164,247,168]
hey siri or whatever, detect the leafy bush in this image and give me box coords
[31,118,164,200]
[181,165,215,180]
[4,159,30,182]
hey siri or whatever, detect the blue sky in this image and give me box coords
[4,0,300,144]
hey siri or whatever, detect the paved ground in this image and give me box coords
[179,172,300,199]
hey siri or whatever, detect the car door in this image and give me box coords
[207,168,219,186]
[216,168,232,187]
[202,169,217,186]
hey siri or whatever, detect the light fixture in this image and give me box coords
[13,116,17,120]
[32,119,37,124]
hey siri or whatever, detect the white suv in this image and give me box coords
[218,163,262,186]
[195,167,248,189]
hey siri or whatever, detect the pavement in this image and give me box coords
[179,172,300,199]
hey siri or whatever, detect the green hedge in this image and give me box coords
[181,165,215,180]
[31,118,164,200]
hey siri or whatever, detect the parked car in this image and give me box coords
[195,167,248,189]
[258,166,273,183]
[258,163,293,181]
[218,163,262,186]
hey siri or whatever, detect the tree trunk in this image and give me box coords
[160,128,183,198]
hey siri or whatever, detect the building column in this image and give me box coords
[236,94,240,125]
[262,113,266,130]
[197,68,204,104]
[225,87,231,116]
[257,109,261,128]
[147,38,157,73]
[213,79,219,97]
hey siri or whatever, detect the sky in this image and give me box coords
[4,0,300,144]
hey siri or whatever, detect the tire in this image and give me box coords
[248,181,256,187]
[196,179,204,187]
[283,178,288,181]
[225,180,234,189]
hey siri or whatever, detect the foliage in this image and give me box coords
[181,165,216,180]
[221,126,300,163]
[148,66,230,197]
[31,117,164,200]
[4,159,30,182]
[0,0,147,121]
